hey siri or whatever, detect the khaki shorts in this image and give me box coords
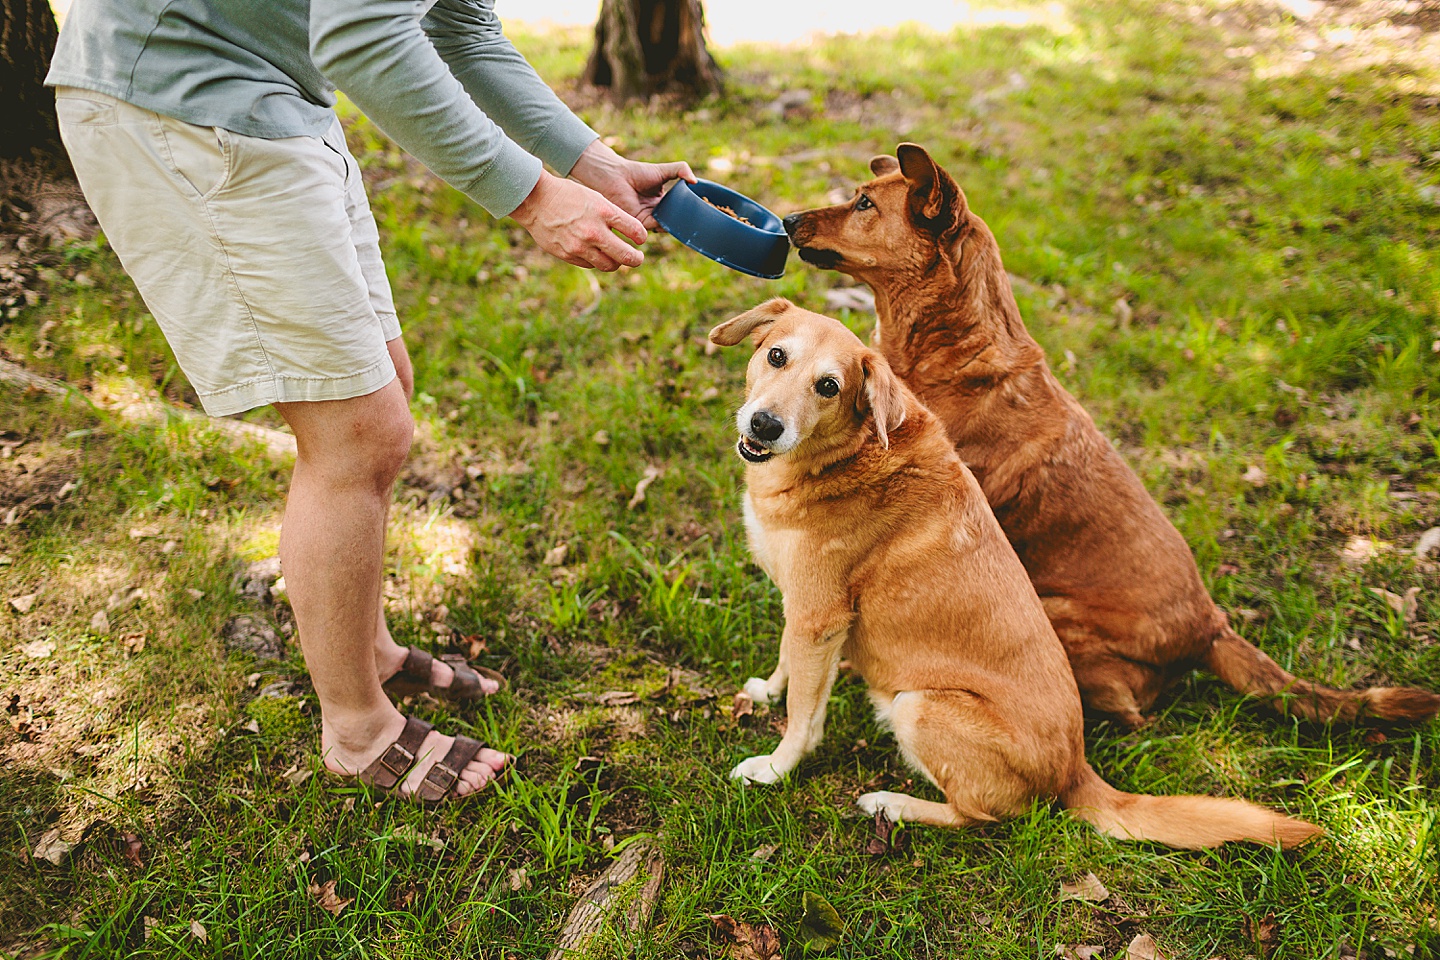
[55,87,400,417]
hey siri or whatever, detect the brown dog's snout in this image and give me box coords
[782,212,804,238]
[750,410,784,442]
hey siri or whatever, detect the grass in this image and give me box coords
[3,1,1440,956]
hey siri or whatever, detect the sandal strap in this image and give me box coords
[399,646,434,683]
[416,735,485,803]
[439,654,484,698]
[358,716,434,791]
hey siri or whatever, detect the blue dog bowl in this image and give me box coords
[653,179,790,279]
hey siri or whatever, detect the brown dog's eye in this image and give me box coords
[767,347,786,368]
[856,194,874,211]
[816,377,840,398]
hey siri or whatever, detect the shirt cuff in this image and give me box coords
[463,137,545,218]
[531,111,601,177]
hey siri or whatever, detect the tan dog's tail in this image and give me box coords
[1061,765,1322,850]
[1205,626,1440,723]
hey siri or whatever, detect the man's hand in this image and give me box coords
[569,140,696,230]
[510,172,647,272]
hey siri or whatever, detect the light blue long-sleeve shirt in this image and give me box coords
[45,0,599,217]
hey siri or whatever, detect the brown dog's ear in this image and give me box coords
[869,154,900,176]
[857,350,907,448]
[896,143,966,236]
[709,298,792,347]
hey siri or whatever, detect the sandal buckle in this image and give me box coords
[378,743,415,777]
[426,762,459,791]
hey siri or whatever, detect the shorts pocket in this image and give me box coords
[56,96,117,127]
[159,117,232,201]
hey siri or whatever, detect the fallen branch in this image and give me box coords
[546,837,665,959]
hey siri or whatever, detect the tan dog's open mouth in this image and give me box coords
[737,436,774,463]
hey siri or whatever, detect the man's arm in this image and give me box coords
[311,0,542,218]
[422,0,599,178]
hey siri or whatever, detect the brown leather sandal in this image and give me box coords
[381,646,507,702]
[356,715,492,805]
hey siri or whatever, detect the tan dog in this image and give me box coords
[782,144,1440,728]
[713,298,1320,848]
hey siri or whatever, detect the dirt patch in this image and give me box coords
[0,436,79,526]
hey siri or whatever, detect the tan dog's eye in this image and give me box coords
[768,347,786,368]
[856,194,874,211]
[816,377,840,398]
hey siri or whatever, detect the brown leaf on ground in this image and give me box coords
[732,691,755,720]
[31,827,74,865]
[1244,912,1280,957]
[507,867,531,891]
[1057,946,1105,960]
[10,592,37,614]
[866,809,904,857]
[750,843,779,861]
[707,914,782,960]
[19,638,53,658]
[1368,586,1421,623]
[1125,933,1165,960]
[190,920,208,943]
[121,832,144,868]
[596,690,640,706]
[1243,464,1268,487]
[120,633,147,655]
[1059,871,1110,903]
[543,542,569,566]
[1341,536,1388,566]
[307,879,354,916]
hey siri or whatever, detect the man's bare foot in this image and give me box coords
[321,707,509,800]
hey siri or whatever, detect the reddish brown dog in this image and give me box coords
[714,298,1319,847]
[782,144,1440,728]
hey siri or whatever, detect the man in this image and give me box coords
[46,0,695,803]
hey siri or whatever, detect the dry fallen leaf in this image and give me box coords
[1059,871,1110,903]
[20,638,55,659]
[307,879,353,916]
[121,832,144,868]
[507,867,531,891]
[32,828,74,865]
[1415,527,1440,559]
[708,913,782,960]
[89,609,110,634]
[1242,464,1268,487]
[1341,536,1389,566]
[627,464,663,510]
[1244,912,1280,957]
[1368,586,1421,623]
[596,690,639,706]
[543,543,569,566]
[1126,933,1165,960]
[731,690,755,721]
[750,843,779,862]
[120,633,147,655]
[10,592,38,614]
[190,920,208,943]
[1057,946,1105,960]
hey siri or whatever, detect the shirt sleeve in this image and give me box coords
[309,0,544,217]
[422,0,600,176]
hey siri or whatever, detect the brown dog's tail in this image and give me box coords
[1205,626,1440,724]
[1061,765,1322,850]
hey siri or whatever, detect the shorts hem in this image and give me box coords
[199,356,397,418]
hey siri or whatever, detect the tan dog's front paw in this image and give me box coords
[856,791,906,819]
[742,676,781,705]
[730,754,787,784]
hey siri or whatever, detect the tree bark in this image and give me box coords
[582,0,721,102]
[1,0,63,161]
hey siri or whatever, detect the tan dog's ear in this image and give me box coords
[869,154,900,176]
[857,350,907,448]
[709,298,792,347]
[896,143,966,236]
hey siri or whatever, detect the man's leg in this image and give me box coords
[364,337,501,695]
[276,379,506,794]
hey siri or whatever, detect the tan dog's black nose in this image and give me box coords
[782,213,803,237]
[750,410,784,442]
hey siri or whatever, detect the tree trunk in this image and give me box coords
[582,0,721,102]
[0,0,63,162]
